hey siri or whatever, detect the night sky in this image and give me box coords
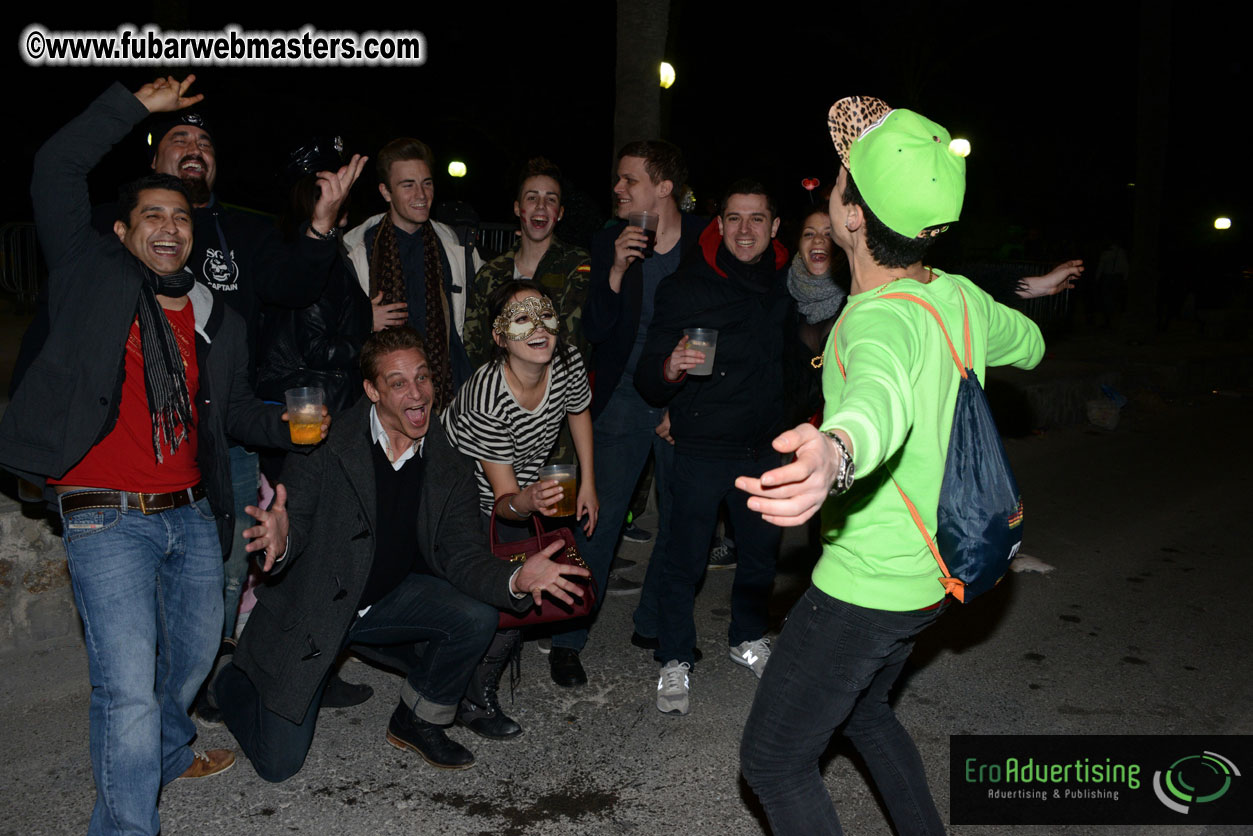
[3,2,1247,278]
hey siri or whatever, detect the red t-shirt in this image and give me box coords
[51,302,200,492]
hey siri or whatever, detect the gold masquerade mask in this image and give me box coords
[492,295,560,341]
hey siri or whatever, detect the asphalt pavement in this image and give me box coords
[2,385,1251,835]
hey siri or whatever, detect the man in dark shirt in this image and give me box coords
[215,327,589,777]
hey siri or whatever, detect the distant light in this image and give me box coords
[1127,182,1136,188]
[448,161,467,178]
[146,131,153,147]
[1214,217,1232,230]
[948,138,971,158]
[659,62,676,89]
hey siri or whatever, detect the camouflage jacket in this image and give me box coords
[463,236,592,369]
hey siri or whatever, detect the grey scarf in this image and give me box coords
[786,253,846,324]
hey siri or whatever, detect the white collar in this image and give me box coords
[369,405,424,471]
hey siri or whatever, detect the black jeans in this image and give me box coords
[218,572,497,782]
[657,450,780,666]
[740,585,947,835]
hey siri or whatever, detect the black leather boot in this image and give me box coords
[456,629,523,740]
[386,702,475,769]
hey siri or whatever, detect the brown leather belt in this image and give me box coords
[58,485,208,515]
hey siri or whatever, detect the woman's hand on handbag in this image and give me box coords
[576,482,599,536]
[512,539,592,606]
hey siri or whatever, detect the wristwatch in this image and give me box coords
[822,430,855,496]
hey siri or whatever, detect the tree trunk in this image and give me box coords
[613,0,670,160]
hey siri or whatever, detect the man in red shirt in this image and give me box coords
[0,76,339,836]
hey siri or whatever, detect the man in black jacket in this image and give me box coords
[547,140,706,688]
[0,76,321,836]
[635,180,794,716]
[216,327,590,777]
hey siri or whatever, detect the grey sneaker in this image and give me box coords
[729,638,771,678]
[656,660,691,715]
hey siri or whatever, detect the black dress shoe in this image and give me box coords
[322,673,373,708]
[549,647,588,687]
[385,703,475,769]
[630,632,703,662]
[456,698,523,740]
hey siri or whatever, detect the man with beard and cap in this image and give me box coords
[634,179,800,716]
[143,107,366,657]
[0,75,327,836]
[343,137,483,412]
[736,96,1046,835]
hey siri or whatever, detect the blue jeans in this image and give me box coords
[217,572,497,783]
[222,445,259,638]
[552,381,674,651]
[740,585,947,836]
[657,451,780,665]
[60,491,223,836]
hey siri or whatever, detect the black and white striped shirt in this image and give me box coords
[443,345,592,514]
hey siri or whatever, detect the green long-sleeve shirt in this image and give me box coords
[816,269,1044,610]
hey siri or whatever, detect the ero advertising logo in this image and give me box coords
[951,735,1251,825]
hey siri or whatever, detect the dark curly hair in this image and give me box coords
[486,279,568,371]
[116,174,190,225]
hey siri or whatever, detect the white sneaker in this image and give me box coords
[656,660,691,715]
[729,638,771,678]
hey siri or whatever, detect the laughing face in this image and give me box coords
[363,347,435,444]
[113,188,193,275]
[514,175,563,244]
[151,126,215,206]
[380,158,434,233]
[716,193,780,264]
[798,210,833,276]
[494,291,559,365]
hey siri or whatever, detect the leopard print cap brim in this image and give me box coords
[828,96,893,169]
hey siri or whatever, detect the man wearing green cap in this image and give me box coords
[736,96,1046,834]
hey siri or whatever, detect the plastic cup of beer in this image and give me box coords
[284,387,325,445]
[538,464,577,517]
[628,211,659,258]
[683,328,718,375]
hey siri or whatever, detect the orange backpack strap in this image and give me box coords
[830,287,976,602]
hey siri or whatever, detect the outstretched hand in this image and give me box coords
[735,423,841,527]
[1016,259,1084,299]
[134,75,203,114]
[244,484,289,572]
[512,539,592,607]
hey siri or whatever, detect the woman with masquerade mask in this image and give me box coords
[442,279,598,737]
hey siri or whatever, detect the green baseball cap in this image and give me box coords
[827,96,966,239]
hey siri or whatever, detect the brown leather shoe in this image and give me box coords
[178,749,236,779]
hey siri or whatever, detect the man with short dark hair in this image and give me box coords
[463,157,591,369]
[546,140,706,688]
[214,327,589,778]
[635,178,797,716]
[344,138,482,409]
[737,96,1047,834]
[0,76,316,836]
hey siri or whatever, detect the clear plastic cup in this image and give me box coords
[284,387,325,445]
[538,464,577,516]
[683,328,718,376]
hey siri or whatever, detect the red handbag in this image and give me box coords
[491,498,597,628]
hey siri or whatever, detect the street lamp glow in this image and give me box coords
[948,138,971,158]
[1214,217,1232,230]
[448,161,467,178]
[659,62,676,89]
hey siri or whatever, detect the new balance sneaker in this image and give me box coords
[656,660,691,715]
[707,536,737,569]
[729,638,771,678]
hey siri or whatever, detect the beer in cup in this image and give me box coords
[538,464,578,517]
[628,211,659,258]
[682,328,718,376]
[284,387,325,445]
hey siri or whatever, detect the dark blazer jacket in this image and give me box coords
[233,397,528,723]
[0,82,295,555]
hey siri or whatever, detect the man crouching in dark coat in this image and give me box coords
[216,326,589,777]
